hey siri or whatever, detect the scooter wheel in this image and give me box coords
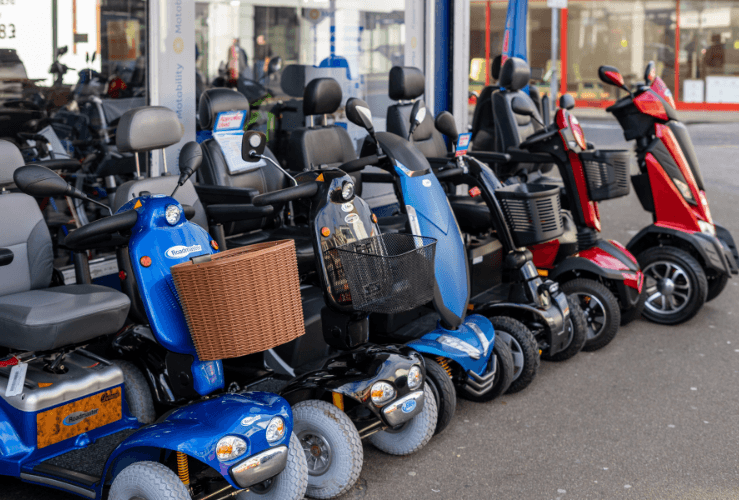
[292,400,363,499]
[459,338,515,402]
[489,316,539,394]
[237,432,308,500]
[638,246,708,325]
[620,286,647,325]
[113,360,155,424]
[541,295,587,361]
[706,272,729,302]
[423,357,457,435]
[368,383,437,455]
[561,278,620,352]
[109,461,190,500]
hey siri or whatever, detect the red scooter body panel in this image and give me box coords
[633,91,669,121]
[530,239,560,269]
[645,152,700,233]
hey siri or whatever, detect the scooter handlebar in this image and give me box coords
[338,155,379,173]
[252,182,319,207]
[434,167,465,180]
[64,209,138,251]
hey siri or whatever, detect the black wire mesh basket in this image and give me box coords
[323,234,437,314]
[579,149,632,201]
[495,183,564,247]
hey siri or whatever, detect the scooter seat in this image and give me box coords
[227,227,316,274]
[0,285,130,351]
[377,214,408,234]
[448,195,491,235]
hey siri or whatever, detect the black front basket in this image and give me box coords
[495,182,564,247]
[324,233,437,314]
[579,149,632,201]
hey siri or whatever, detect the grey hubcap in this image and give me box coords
[573,293,607,341]
[495,331,524,380]
[644,260,691,315]
[299,431,332,476]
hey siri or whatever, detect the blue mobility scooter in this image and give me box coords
[3,151,308,498]
[191,85,502,436]
[98,106,436,499]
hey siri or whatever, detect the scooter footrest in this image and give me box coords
[462,358,497,397]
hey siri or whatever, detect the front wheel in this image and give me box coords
[488,316,539,394]
[109,461,190,500]
[620,285,647,325]
[237,433,308,500]
[541,295,587,361]
[368,383,437,456]
[561,278,620,352]
[423,358,456,435]
[638,246,708,325]
[459,337,515,402]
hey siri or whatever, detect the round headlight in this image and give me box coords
[216,436,247,462]
[341,181,354,201]
[165,204,181,226]
[370,381,395,406]
[407,365,422,390]
[265,416,286,443]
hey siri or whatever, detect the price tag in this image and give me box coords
[5,362,27,397]
[213,132,266,174]
[455,133,472,157]
[214,111,247,133]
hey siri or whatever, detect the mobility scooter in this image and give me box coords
[4,141,309,499]
[598,62,738,323]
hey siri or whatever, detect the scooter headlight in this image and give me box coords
[436,335,481,360]
[216,436,247,462]
[265,417,286,443]
[341,181,354,201]
[407,365,422,390]
[371,382,395,406]
[165,204,181,225]
[672,178,695,204]
[698,220,716,237]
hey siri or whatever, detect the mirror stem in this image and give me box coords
[86,197,113,216]
[251,151,299,186]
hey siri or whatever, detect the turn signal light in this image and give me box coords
[469,187,482,198]
[140,256,152,267]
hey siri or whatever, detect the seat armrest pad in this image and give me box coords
[205,204,274,223]
[0,248,13,267]
[195,184,259,205]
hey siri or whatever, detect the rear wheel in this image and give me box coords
[561,278,620,352]
[706,272,729,302]
[488,316,539,394]
[109,461,190,500]
[638,246,707,325]
[113,360,155,424]
[423,358,456,435]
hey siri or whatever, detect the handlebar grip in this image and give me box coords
[435,167,465,180]
[64,209,138,251]
[182,205,196,220]
[339,155,379,173]
[252,182,319,207]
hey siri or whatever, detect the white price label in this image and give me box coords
[5,362,27,397]
[547,0,567,8]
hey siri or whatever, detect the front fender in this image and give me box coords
[714,222,739,273]
[550,255,625,282]
[103,392,292,490]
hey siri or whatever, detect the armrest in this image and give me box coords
[466,151,512,163]
[195,184,259,205]
[0,248,13,267]
[362,172,394,184]
[506,148,554,163]
[33,159,83,172]
[206,204,274,224]
[426,156,454,170]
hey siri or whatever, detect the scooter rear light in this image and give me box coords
[568,114,587,150]
[555,109,569,130]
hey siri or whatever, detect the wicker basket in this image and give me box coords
[170,240,305,361]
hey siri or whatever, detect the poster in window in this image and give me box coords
[108,20,140,61]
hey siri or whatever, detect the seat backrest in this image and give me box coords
[470,55,503,152]
[0,140,53,296]
[386,66,447,158]
[116,106,184,154]
[285,78,357,172]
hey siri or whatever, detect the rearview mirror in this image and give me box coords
[511,96,537,118]
[242,131,267,162]
[644,61,656,85]
[91,51,96,63]
[56,46,68,58]
[434,111,459,142]
[598,65,629,92]
[14,165,82,198]
[346,98,375,134]
[559,94,575,110]
[172,142,202,197]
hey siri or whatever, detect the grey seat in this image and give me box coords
[0,140,130,351]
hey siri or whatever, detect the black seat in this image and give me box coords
[470,55,502,153]
[0,140,130,351]
[386,66,447,159]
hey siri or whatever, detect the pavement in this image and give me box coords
[4,118,739,499]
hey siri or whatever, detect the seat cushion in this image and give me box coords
[377,214,408,234]
[448,195,492,235]
[0,285,131,351]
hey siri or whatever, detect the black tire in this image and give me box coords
[423,358,456,435]
[620,285,647,325]
[561,278,620,352]
[542,295,587,361]
[459,337,515,402]
[109,461,190,500]
[488,316,539,394]
[113,360,156,424]
[237,432,308,500]
[706,272,729,302]
[638,246,708,325]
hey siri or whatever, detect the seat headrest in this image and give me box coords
[116,106,184,153]
[499,57,531,92]
[491,55,502,81]
[0,140,24,187]
[303,78,342,116]
[389,66,425,100]
[199,88,249,131]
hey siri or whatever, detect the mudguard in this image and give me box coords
[279,344,424,421]
[627,223,733,276]
[552,239,640,283]
[102,392,292,492]
[714,222,739,274]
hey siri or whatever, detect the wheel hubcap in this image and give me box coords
[495,331,524,381]
[299,431,332,476]
[644,260,691,315]
[573,293,607,341]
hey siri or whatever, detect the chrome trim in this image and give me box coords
[463,356,497,397]
[20,473,96,498]
[468,323,491,358]
[230,445,288,489]
[381,390,424,427]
